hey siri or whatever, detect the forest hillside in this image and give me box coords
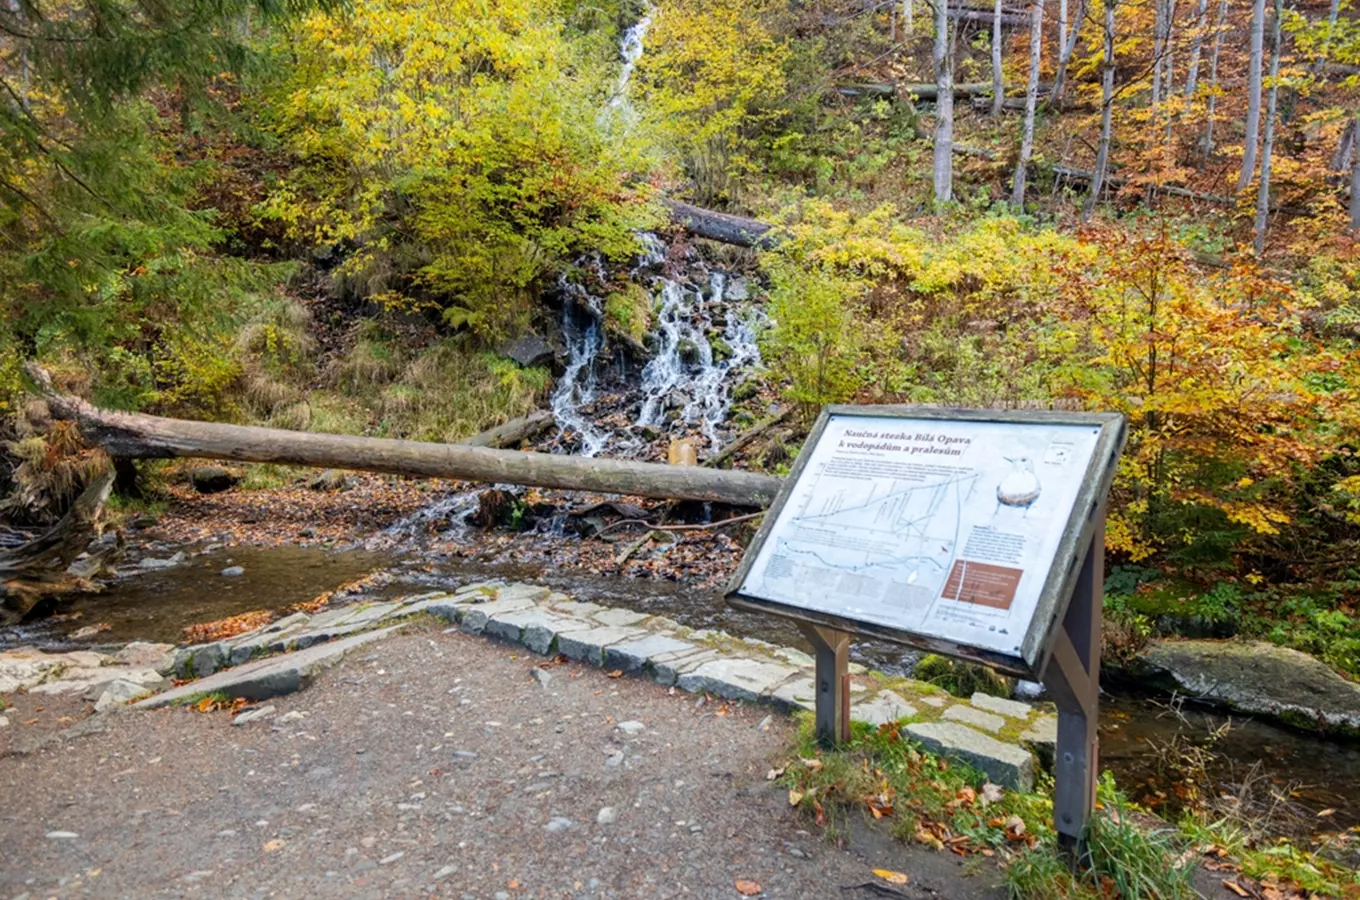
[2,0,1360,673]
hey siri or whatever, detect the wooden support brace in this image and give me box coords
[798,622,851,747]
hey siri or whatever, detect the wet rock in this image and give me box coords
[221,566,245,577]
[531,667,553,687]
[190,466,237,494]
[498,334,554,369]
[1136,639,1360,735]
[138,551,186,570]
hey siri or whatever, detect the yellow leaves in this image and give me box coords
[873,869,909,885]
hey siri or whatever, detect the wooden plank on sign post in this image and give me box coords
[798,622,851,746]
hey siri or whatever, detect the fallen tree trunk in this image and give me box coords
[29,366,783,508]
[1,468,115,623]
[1051,164,1310,214]
[663,199,780,250]
[462,410,555,449]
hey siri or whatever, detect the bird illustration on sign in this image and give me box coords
[996,457,1041,515]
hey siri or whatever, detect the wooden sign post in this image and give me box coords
[726,405,1124,855]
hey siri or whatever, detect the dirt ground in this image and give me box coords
[0,625,1008,900]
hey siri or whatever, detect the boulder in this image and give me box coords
[1138,639,1360,735]
[190,466,237,494]
[498,334,554,369]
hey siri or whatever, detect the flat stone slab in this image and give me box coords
[677,658,799,702]
[1141,639,1360,734]
[592,608,650,628]
[483,609,575,655]
[772,678,816,712]
[906,722,1035,791]
[650,648,719,686]
[970,692,1033,720]
[556,626,648,666]
[603,634,696,675]
[135,626,403,709]
[852,690,919,727]
[942,704,1006,734]
[1020,715,1058,772]
[459,597,540,635]
[397,593,478,623]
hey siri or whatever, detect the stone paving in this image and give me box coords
[2,581,1057,790]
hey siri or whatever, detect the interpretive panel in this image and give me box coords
[729,407,1124,672]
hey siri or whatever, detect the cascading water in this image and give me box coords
[607,14,652,112]
[549,268,614,458]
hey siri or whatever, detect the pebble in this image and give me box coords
[232,705,277,726]
[604,752,624,768]
[45,831,78,839]
[220,566,245,577]
[379,852,405,865]
[432,865,457,881]
[0,715,8,727]
[756,715,773,732]
[494,893,510,900]
[544,817,572,833]
[596,807,617,825]
[615,721,645,736]
[277,711,307,724]
[453,750,479,759]
[531,668,552,686]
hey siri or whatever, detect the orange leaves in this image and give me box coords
[734,878,762,895]
[183,610,274,643]
[873,869,909,885]
[195,695,247,714]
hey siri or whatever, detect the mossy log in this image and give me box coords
[28,366,783,508]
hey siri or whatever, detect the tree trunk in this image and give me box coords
[1184,0,1210,97]
[934,0,955,204]
[1084,0,1117,220]
[1310,0,1342,74]
[1058,0,1069,62]
[1202,0,1228,159]
[663,199,779,249]
[463,411,556,449]
[905,0,914,34]
[1239,0,1267,191]
[1153,0,1168,106]
[992,0,1006,115]
[1012,0,1047,204]
[1350,111,1360,233]
[1253,0,1283,253]
[1050,0,1085,106]
[27,367,784,508]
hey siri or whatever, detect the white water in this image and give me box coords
[608,14,652,111]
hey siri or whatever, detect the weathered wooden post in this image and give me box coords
[727,405,1124,856]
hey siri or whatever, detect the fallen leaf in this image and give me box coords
[1317,808,1337,817]
[735,878,762,895]
[606,670,623,678]
[766,767,785,781]
[1222,880,1249,897]
[1004,816,1026,840]
[980,782,1005,805]
[873,869,909,885]
[914,827,944,851]
[801,758,823,771]
[788,790,804,806]
[507,879,520,889]
[263,839,285,852]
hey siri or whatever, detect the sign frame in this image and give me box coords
[724,404,1125,680]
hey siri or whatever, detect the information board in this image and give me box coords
[727,406,1124,676]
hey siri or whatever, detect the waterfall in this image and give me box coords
[608,14,652,111]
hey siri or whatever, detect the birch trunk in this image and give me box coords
[1012,0,1047,204]
[905,0,914,33]
[934,0,955,204]
[1202,0,1228,158]
[1184,0,1210,97]
[1311,0,1342,73]
[992,0,1006,115]
[1238,0,1267,191]
[1083,0,1117,220]
[1350,111,1360,233]
[1050,0,1085,105]
[1153,0,1168,105]
[1252,0,1282,253]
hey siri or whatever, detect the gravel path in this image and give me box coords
[1,625,1006,900]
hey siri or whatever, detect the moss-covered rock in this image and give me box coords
[1136,639,1360,736]
[913,654,1014,699]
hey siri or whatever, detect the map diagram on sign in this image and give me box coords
[737,413,1103,658]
